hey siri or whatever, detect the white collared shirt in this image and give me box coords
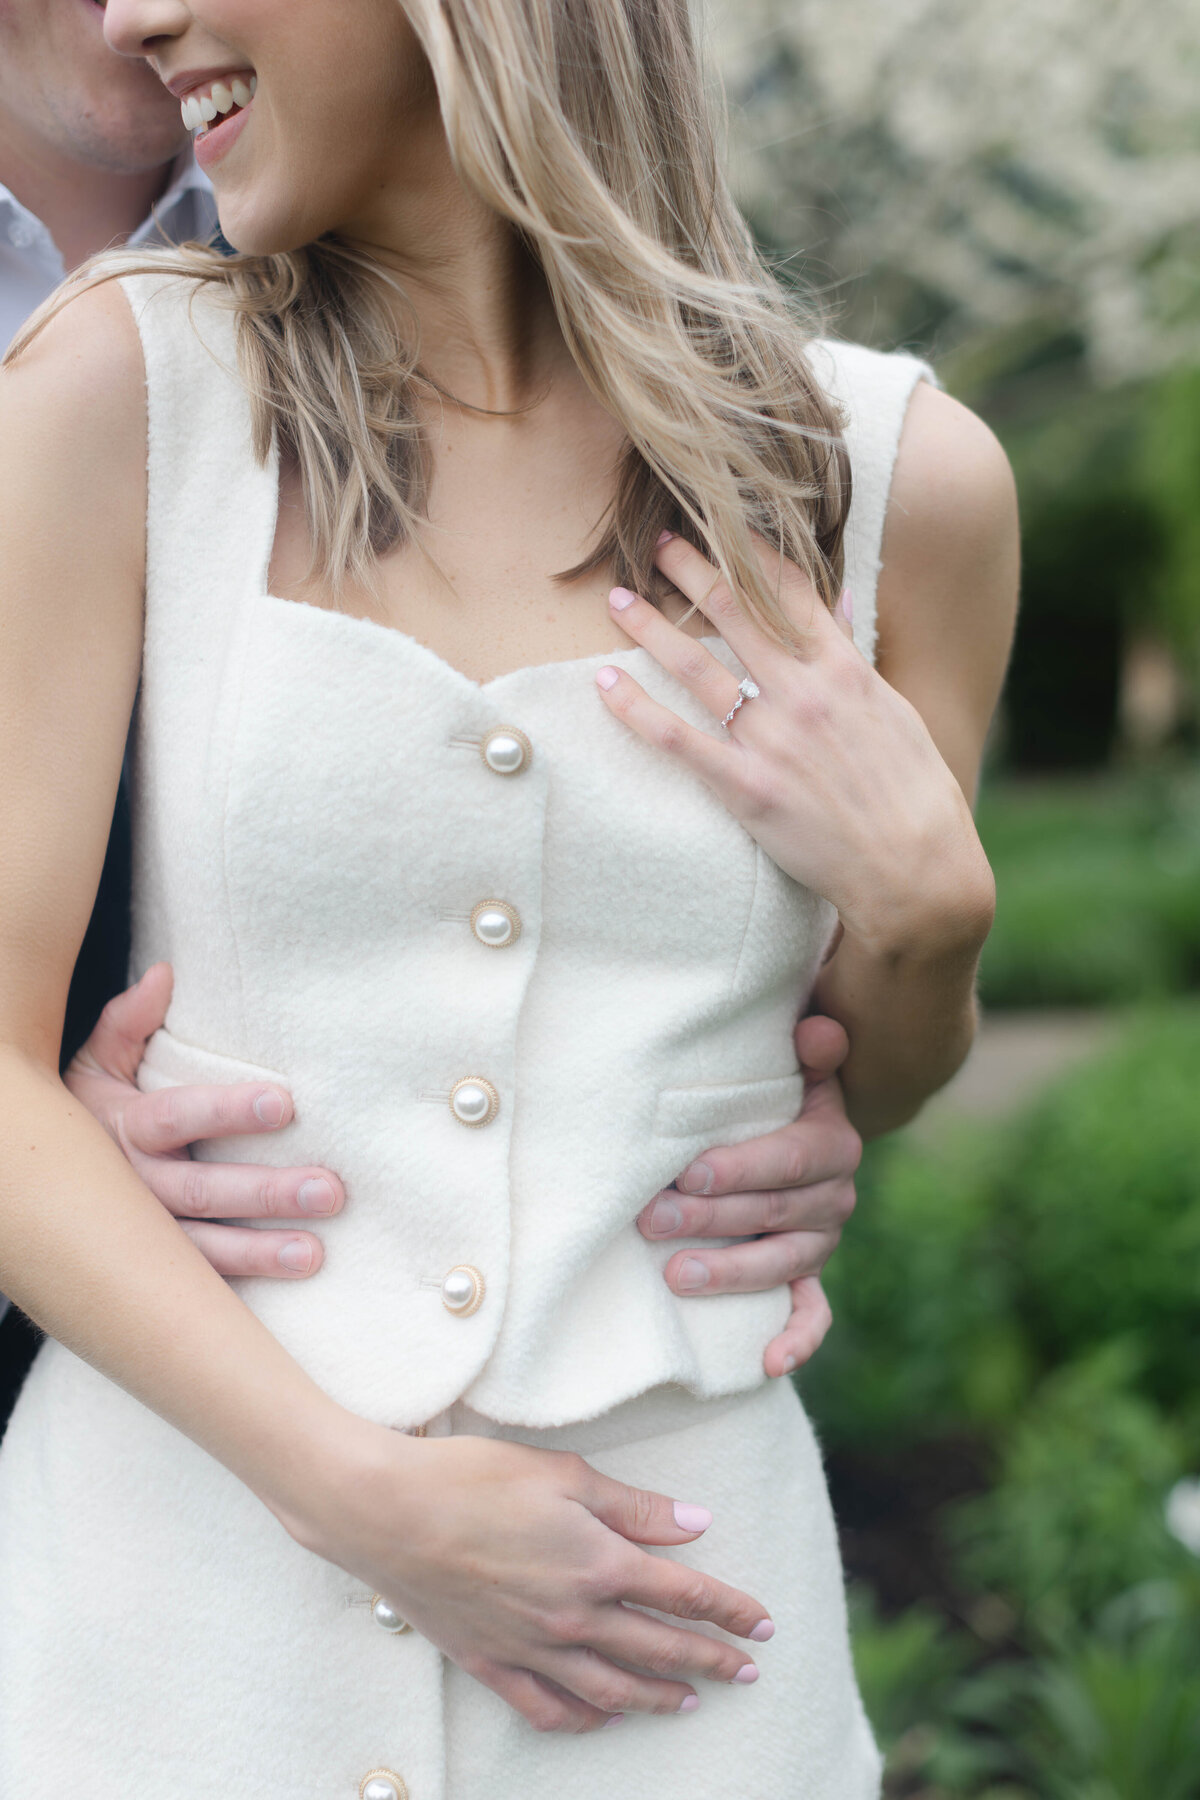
[0,148,217,353]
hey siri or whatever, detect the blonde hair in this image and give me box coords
[9,0,849,638]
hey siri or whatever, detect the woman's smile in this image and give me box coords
[168,64,257,168]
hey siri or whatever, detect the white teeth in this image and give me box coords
[181,75,256,133]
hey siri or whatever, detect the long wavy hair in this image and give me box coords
[8,0,850,637]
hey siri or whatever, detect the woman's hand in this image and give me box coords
[64,963,345,1279]
[291,1422,773,1733]
[594,533,994,958]
[639,1014,860,1377]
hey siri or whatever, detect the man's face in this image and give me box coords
[0,0,188,174]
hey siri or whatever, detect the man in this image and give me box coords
[0,0,860,1433]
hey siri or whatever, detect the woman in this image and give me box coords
[0,0,1017,1793]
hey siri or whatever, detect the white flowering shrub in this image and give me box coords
[709,0,1200,380]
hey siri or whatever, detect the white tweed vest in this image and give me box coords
[124,273,929,1430]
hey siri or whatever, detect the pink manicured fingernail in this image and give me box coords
[678,1160,713,1195]
[609,586,638,612]
[839,586,854,623]
[278,1239,313,1273]
[748,1620,775,1642]
[673,1502,713,1532]
[733,1664,759,1684]
[657,529,675,546]
[676,1258,710,1292]
[781,1353,798,1375]
[297,1178,336,1215]
[677,1694,700,1713]
[596,666,620,691]
[603,1713,625,1728]
[252,1089,287,1127]
[647,1197,683,1236]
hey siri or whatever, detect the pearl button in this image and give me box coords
[441,1264,486,1316]
[470,900,521,948]
[481,726,531,775]
[370,1594,411,1634]
[360,1774,407,1800]
[448,1076,499,1127]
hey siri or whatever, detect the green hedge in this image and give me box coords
[801,1007,1200,1794]
[977,771,1200,1009]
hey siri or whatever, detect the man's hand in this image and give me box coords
[637,1015,861,1378]
[65,964,344,1279]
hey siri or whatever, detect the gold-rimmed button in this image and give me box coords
[481,727,531,775]
[441,1265,486,1317]
[360,1774,407,1800]
[470,900,521,948]
[369,1594,411,1635]
[448,1076,499,1127]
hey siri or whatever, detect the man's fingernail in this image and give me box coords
[647,1197,683,1235]
[252,1089,287,1127]
[677,1694,700,1713]
[603,1713,625,1728]
[609,586,638,612]
[782,1353,798,1374]
[297,1178,336,1215]
[673,1502,713,1532]
[596,665,620,691]
[656,529,675,546]
[678,1160,713,1195]
[733,1663,759,1684]
[676,1257,710,1292]
[748,1619,775,1642]
[278,1239,313,1273]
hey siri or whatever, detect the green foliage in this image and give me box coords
[997,1011,1200,1410]
[809,1010,1200,1796]
[977,771,1200,1008]
[950,1346,1188,1628]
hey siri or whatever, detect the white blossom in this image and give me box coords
[706,0,1200,381]
[1165,1477,1200,1557]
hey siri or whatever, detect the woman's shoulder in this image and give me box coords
[0,278,148,487]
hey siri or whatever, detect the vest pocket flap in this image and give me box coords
[136,1026,288,1094]
[653,1072,803,1140]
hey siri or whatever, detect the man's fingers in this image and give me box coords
[137,1154,344,1222]
[121,1080,295,1156]
[177,1220,324,1280]
[69,962,174,1085]
[639,1178,856,1242]
[673,1111,862,1199]
[763,1277,834,1378]
[661,1230,837,1297]
[793,1012,850,1080]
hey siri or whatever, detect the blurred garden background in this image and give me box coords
[711,0,1200,1790]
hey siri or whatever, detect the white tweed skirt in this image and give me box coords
[0,1347,880,1799]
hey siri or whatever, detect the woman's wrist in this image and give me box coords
[252,1391,421,1556]
[841,850,995,968]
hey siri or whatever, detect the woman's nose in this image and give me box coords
[102,0,192,60]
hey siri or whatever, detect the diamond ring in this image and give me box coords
[720,676,761,730]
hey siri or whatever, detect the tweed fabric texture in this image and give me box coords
[0,273,925,1794]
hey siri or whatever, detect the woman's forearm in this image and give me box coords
[811,892,993,1139]
[0,1045,356,1524]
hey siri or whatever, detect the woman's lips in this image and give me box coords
[193,102,253,172]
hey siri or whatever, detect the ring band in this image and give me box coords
[720,677,760,730]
